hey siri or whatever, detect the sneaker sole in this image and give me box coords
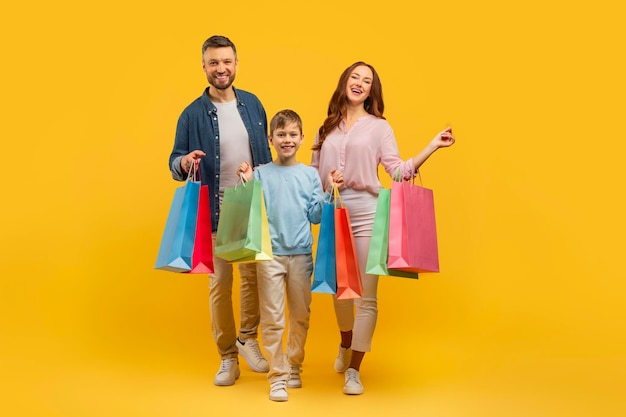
[343,386,364,395]
[239,354,269,373]
[214,369,240,386]
[334,363,350,373]
[286,380,302,389]
[269,395,288,402]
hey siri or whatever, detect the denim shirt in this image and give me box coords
[169,86,272,232]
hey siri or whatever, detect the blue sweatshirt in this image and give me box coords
[253,162,326,255]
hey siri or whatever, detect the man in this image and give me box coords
[169,35,272,386]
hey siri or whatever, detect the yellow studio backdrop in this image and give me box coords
[1,1,625,416]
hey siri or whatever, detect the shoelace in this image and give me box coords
[218,359,233,373]
[247,341,265,361]
[346,370,359,383]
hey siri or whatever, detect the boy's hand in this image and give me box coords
[237,161,253,181]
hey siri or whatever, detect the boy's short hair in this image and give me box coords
[269,109,302,136]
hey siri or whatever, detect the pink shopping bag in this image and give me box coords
[387,179,439,273]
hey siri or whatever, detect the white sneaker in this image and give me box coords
[287,364,302,388]
[334,344,352,373]
[214,358,240,386]
[236,338,269,373]
[343,368,364,395]
[269,380,288,402]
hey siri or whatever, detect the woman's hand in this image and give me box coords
[430,126,455,149]
[412,127,456,172]
[327,169,344,191]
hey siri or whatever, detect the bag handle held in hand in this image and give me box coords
[186,160,200,182]
[393,167,424,186]
[333,183,344,208]
[234,172,249,190]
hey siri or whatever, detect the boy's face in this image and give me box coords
[269,122,303,161]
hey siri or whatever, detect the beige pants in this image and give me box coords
[257,254,313,383]
[210,235,260,359]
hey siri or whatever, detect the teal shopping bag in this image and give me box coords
[155,174,201,272]
[311,200,337,294]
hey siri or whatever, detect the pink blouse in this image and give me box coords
[310,115,415,195]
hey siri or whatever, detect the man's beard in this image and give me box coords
[210,74,236,90]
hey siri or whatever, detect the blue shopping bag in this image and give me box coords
[311,199,337,294]
[155,171,201,272]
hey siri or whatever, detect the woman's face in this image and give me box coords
[345,65,373,107]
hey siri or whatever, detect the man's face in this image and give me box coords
[202,46,238,90]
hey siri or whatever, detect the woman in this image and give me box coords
[311,61,455,395]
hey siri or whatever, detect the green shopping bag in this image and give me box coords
[224,190,273,263]
[366,188,419,279]
[214,177,272,262]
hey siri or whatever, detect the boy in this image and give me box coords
[238,110,342,402]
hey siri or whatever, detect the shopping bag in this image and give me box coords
[365,188,419,279]
[388,177,439,273]
[214,177,273,262]
[188,184,214,273]
[225,191,273,263]
[155,168,201,272]
[334,188,363,299]
[311,200,337,294]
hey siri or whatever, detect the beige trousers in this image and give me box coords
[210,235,260,359]
[256,254,313,383]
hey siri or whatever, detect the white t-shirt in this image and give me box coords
[215,99,253,195]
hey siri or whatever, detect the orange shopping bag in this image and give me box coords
[333,186,363,299]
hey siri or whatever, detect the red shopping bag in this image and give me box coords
[334,187,363,299]
[189,184,214,274]
[387,177,439,273]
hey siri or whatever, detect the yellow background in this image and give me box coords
[2,1,625,416]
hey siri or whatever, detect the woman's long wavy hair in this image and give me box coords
[312,61,385,151]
